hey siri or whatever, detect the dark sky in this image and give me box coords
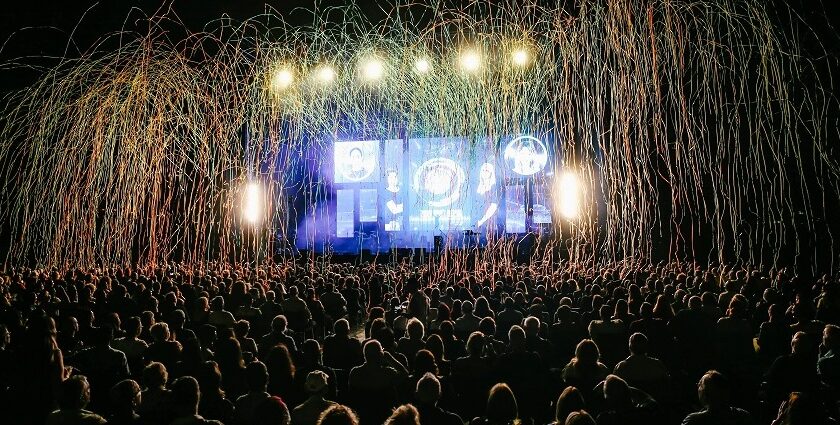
[0,0,836,95]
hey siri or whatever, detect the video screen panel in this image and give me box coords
[506,184,527,233]
[334,140,380,183]
[381,139,405,232]
[532,181,552,224]
[359,189,378,222]
[408,137,472,234]
[503,135,550,177]
[310,134,558,252]
[467,138,501,235]
[336,189,354,237]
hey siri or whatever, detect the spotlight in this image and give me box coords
[242,182,263,224]
[414,58,431,74]
[315,65,336,84]
[360,57,385,81]
[459,50,482,73]
[511,48,530,67]
[556,171,581,220]
[271,68,294,90]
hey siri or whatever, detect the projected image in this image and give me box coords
[382,168,404,231]
[334,140,379,183]
[336,189,354,237]
[532,182,552,224]
[504,135,548,176]
[382,139,405,232]
[413,158,466,208]
[360,189,377,222]
[473,162,500,229]
[506,185,527,233]
[408,138,471,233]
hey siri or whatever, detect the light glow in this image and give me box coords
[459,50,482,72]
[360,57,385,81]
[511,48,530,67]
[414,58,431,74]
[242,182,263,224]
[315,65,335,84]
[271,68,294,90]
[556,171,582,219]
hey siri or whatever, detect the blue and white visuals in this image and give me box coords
[408,137,471,234]
[334,140,379,183]
[308,134,555,252]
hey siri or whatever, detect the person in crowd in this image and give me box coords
[551,386,586,425]
[323,318,364,371]
[195,361,234,423]
[292,370,336,425]
[261,315,298,357]
[348,340,408,425]
[414,372,462,425]
[254,396,291,425]
[561,339,610,402]
[233,361,271,425]
[681,370,753,425]
[383,403,420,425]
[168,376,225,425]
[454,301,481,340]
[471,382,520,425]
[138,362,171,422]
[46,375,107,425]
[819,324,840,391]
[112,317,149,377]
[317,404,360,425]
[613,332,669,398]
[108,379,144,425]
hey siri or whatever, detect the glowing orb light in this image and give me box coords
[242,182,263,224]
[315,65,336,84]
[459,50,482,73]
[360,57,385,81]
[414,58,431,74]
[511,48,530,67]
[271,68,294,90]
[556,171,582,220]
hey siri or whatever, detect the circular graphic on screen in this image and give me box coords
[339,146,376,182]
[413,157,465,208]
[504,135,548,176]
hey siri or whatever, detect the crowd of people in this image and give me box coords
[0,259,838,425]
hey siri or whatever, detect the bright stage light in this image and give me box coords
[271,68,294,90]
[459,50,482,73]
[242,182,263,224]
[414,58,431,74]
[511,48,530,67]
[556,171,582,220]
[315,65,335,84]
[360,57,385,81]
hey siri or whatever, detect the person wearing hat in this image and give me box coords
[291,370,336,425]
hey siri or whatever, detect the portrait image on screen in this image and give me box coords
[504,135,548,176]
[334,140,379,183]
[381,139,405,232]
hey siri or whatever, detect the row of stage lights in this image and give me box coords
[270,46,534,90]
